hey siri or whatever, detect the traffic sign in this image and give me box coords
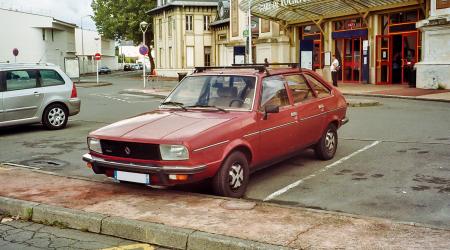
[13,48,19,57]
[94,53,101,61]
[139,45,149,56]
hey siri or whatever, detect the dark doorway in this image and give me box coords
[392,35,402,84]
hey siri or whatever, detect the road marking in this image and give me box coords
[89,93,155,104]
[263,140,381,201]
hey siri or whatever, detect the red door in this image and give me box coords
[401,32,418,84]
[257,75,299,162]
[376,35,392,84]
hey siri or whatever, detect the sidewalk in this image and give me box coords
[122,80,450,103]
[0,165,449,249]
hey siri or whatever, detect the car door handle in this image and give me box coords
[34,91,42,96]
[291,112,298,117]
[318,104,325,111]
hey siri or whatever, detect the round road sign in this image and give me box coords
[13,48,19,57]
[94,53,101,61]
[139,45,149,56]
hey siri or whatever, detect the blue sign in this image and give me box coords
[139,45,149,56]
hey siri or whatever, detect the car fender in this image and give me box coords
[220,138,254,165]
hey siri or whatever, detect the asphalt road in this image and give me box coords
[0,72,449,229]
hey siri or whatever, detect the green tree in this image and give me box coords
[91,0,156,70]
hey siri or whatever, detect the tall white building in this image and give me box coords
[0,8,76,69]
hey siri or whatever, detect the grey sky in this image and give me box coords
[0,0,97,30]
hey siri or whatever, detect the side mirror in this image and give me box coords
[264,105,279,120]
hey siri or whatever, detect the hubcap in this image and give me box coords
[48,108,66,127]
[325,131,336,152]
[229,163,244,189]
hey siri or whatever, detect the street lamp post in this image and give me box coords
[248,0,253,64]
[140,21,149,88]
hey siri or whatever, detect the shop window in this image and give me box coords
[437,0,450,9]
[389,10,419,24]
[334,18,366,31]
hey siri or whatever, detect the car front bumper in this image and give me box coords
[82,153,207,185]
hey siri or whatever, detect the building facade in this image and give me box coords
[0,8,76,70]
[149,0,218,77]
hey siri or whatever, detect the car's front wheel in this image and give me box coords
[314,124,338,160]
[212,151,249,198]
[42,103,68,130]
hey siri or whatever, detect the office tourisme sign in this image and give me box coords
[257,0,313,12]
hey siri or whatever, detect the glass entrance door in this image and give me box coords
[402,33,418,84]
[376,35,392,84]
[342,38,362,82]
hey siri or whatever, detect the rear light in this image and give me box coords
[71,83,78,98]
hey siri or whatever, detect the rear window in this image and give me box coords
[304,74,331,98]
[40,70,65,87]
[5,70,38,91]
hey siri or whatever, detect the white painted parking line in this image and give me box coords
[263,140,381,201]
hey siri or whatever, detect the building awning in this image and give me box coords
[240,0,421,25]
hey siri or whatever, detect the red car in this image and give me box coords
[83,65,348,198]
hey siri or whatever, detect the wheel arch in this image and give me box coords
[221,139,253,166]
[41,101,69,121]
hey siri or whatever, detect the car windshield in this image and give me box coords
[162,75,256,111]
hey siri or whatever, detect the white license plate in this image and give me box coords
[115,171,150,184]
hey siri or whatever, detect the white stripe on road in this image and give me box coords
[263,140,381,202]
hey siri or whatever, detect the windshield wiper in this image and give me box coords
[160,101,187,111]
[185,105,228,113]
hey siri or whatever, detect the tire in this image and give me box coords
[42,103,68,130]
[212,151,249,198]
[314,124,338,160]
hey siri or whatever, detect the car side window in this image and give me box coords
[5,70,38,91]
[304,74,331,98]
[285,74,315,103]
[260,76,290,110]
[40,70,65,87]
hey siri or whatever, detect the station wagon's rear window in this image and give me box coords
[40,70,65,87]
[5,70,38,91]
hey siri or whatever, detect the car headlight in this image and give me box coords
[160,144,189,160]
[88,138,102,154]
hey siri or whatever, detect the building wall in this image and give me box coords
[0,8,76,70]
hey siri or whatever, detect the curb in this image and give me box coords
[75,82,113,88]
[0,196,290,250]
[346,99,381,107]
[343,93,450,103]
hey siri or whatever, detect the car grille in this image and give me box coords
[100,140,160,160]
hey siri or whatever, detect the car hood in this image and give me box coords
[91,110,238,142]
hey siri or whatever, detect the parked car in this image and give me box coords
[123,64,134,71]
[0,63,80,130]
[83,64,348,197]
[98,66,111,74]
[132,64,140,70]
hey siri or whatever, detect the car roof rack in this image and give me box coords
[232,63,301,69]
[194,66,267,74]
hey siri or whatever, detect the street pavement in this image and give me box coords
[0,214,160,250]
[0,71,449,248]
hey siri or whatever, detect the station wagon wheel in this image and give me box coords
[314,124,338,160]
[42,103,68,130]
[212,151,249,198]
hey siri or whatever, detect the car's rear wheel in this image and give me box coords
[314,124,338,160]
[212,151,249,198]
[42,103,68,130]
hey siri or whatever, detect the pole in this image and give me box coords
[81,17,85,76]
[143,31,146,89]
[248,0,253,64]
[96,59,99,85]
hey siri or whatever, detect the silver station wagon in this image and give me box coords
[0,63,80,129]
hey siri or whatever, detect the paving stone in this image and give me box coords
[3,230,34,242]
[25,237,51,248]
[48,237,77,248]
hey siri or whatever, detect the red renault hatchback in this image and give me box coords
[83,64,348,198]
